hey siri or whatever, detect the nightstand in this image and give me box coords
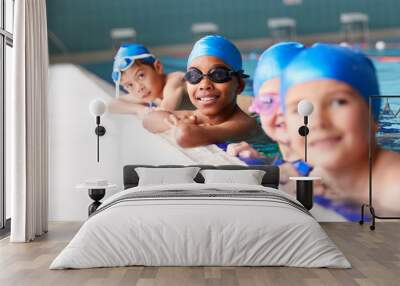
[289,176,321,210]
[76,183,117,216]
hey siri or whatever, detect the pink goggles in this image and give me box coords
[249,92,281,115]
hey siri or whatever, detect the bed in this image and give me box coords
[50,165,350,269]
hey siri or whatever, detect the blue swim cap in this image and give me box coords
[114,43,154,62]
[187,35,245,73]
[281,43,381,119]
[253,42,305,96]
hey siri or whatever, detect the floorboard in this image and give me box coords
[0,221,399,286]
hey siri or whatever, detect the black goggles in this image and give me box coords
[184,67,249,84]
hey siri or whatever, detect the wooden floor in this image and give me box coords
[0,222,399,286]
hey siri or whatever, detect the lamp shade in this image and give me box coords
[89,99,106,117]
[298,99,314,116]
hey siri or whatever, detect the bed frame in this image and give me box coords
[123,164,280,189]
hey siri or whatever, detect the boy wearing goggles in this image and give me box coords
[282,43,400,215]
[143,35,259,148]
[109,43,191,116]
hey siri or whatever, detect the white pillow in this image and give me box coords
[200,169,266,185]
[135,167,200,186]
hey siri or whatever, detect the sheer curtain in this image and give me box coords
[9,0,49,242]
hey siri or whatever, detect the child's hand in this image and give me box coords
[164,114,197,128]
[227,141,264,158]
[181,115,198,125]
[164,114,180,128]
[279,162,300,185]
[164,114,201,146]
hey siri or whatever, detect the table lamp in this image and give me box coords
[89,99,106,162]
[297,99,314,162]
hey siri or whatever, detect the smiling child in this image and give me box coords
[281,43,400,214]
[109,43,191,117]
[142,35,259,148]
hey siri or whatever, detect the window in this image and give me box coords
[0,0,14,234]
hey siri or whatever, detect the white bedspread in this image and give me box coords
[50,183,351,269]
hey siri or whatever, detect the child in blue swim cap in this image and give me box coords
[227,42,314,193]
[109,43,191,117]
[143,35,259,148]
[228,42,305,159]
[282,43,400,215]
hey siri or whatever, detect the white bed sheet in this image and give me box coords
[50,183,350,269]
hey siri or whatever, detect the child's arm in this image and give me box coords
[174,123,251,147]
[142,110,193,133]
[170,114,259,148]
[142,110,173,133]
[108,98,150,117]
[159,72,186,111]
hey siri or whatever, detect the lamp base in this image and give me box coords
[95,126,106,136]
[296,180,313,210]
[88,188,106,216]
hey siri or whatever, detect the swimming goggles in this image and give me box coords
[112,53,155,83]
[249,92,280,115]
[184,67,249,85]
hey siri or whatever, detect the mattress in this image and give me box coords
[50,183,350,269]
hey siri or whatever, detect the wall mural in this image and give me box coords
[77,37,400,222]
